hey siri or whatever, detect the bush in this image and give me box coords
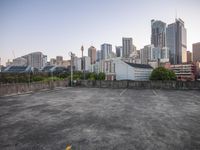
[150,67,176,80]
[32,76,44,82]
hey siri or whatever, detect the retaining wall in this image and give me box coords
[0,80,69,96]
[78,80,200,90]
[1,80,199,96]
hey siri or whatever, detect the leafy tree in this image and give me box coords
[150,67,176,80]
[88,72,97,80]
[97,72,105,80]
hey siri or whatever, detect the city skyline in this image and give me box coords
[1,0,200,65]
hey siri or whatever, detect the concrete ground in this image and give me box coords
[0,88,200,150]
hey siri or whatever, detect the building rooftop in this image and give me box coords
[1,88,200,149]
[3,66,32,73]
[125,62,153,69]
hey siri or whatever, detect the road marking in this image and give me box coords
[120,89,127,96]
[152,89,157,96]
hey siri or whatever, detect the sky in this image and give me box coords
[0,0,200,65]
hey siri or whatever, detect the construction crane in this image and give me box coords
[12,50,15,59]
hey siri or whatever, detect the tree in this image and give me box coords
[97,72,105,80]
[88,72,97,80]
[150,67,176,80]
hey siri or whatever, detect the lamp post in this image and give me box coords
[68,52,74,86]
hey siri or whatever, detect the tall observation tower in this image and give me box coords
[81,45,84,71]
[81,45,84,58]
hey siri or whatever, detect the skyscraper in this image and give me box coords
[166,18,187,64]
[96,50,101,62]
[122,37,133,58]
[186,51,192,63]
[56,56,63,66]
[88,46,96,64]
[192,42,200,62]
[140,45,154,64]
[151,20,166,48]
[56,56,63,62]
[22,52,47,69]
[81,45,84,71]
[101,43,112,60]
[115,46,122,57]
[13,57,27,66]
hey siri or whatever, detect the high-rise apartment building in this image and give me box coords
[140,45,154,64]
[50,58,56,65]
[88,46,96,64]
[56,56,63,66]
[161,47,170,60]
[186,51,192,63]
[166,18,187,64]
[22,52,47,69]
[122,37,133,58]
[151,47,169,59]
[151,20,166,48]
[101,43,112,60]
[13,57,27,66]
[96,50,101,62]
[116,46,122,57]
[192,42,200,62]
[56,56,63,62]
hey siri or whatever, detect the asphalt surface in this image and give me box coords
[0,87,200,150]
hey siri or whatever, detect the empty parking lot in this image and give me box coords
[0,87,200,150]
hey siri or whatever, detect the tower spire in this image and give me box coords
[81,45,84,57]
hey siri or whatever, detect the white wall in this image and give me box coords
[114,59,152,81]
[114,59,135,80]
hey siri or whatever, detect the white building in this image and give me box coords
[96,58,153,81]
[104,59,116,80]
[116,46,123,57]
[50,58,56,65]
[73,56,91,72]
[151,47,169,61]
[141,45,154,64]
[92,60,105,73]
[83,56,91,71]
[13,57,27,66]
[22,52,47,69]
[101,43,112,60]
[114,59,153,80]
[73,57,82,71]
